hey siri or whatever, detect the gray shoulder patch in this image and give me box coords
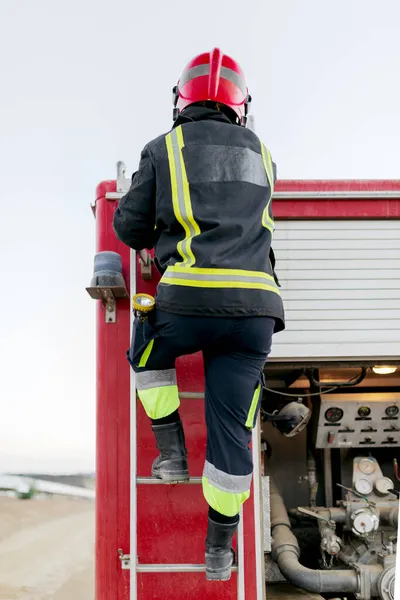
[182,144,268,187]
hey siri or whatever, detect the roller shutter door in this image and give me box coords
[270,220,400,361]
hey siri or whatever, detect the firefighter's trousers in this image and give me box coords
[128,309,275,517]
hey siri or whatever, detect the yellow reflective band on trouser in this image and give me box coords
[138,339,154,367]
[137,385,180,420]
[202,461,253,517]
[260,142,275,234]
[160,265,280,295]
[165,125,200,267]
[245,384,262,429]
[202,477,251,517]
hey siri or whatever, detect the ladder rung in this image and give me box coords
[178,392,204,399]
[137,563,238,573]
[137,477,202,484]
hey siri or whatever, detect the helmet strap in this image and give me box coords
[172,85,179,107]
[172,85,180,122]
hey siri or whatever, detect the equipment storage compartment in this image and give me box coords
[269,182,400,362]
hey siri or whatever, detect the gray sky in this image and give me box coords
[0,0,399,473]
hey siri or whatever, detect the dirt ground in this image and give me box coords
[0,496,94,600]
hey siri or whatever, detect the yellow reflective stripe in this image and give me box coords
[202,477,250,517]
[261,143,274,194]
[167,264,275,281]
[245,384,261,429]
[165,134,187,263]
[138,385,180,420]
[138,339,154,367]
[161,277,280,294]
[175,125,201,247]
[260,143,275,234]
[161,265,281,295]
[165,126,200,267]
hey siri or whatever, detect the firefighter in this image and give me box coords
[113,47,285,581]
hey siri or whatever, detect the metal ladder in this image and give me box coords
[128,393,246,598]
[130,477,245,583]
[125,249,264,600]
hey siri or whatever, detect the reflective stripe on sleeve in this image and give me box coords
[260,143,275,234]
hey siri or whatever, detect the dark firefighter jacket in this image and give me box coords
[113,106,285,332]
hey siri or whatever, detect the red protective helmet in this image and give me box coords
[173,48,251,126]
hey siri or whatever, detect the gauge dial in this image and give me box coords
[354,478,373,495]
[324,407,343,423]
[374,477,394,496]
[385,405,399,418]
[358,458,376,475]
[358,406,371,418]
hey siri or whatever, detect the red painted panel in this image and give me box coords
[137,485,213,563]
[96,179,117,200]
[138,573,237,599]
[137,400,206,477]
[95,189,131,600]
[273,179,400,219]
[274,179,400,193]
[273,198,400,219]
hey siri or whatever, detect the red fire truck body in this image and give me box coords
[91,178,400,600]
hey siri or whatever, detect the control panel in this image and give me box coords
[316,392,400,448]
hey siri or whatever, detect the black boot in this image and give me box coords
[151,420,189,483]
[205,516,239,581]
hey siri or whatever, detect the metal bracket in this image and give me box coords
[116,161,131,194]
[103,289,116,323]
[86,285,129,323]
[353,563,371,600]
[118,549,131,570]
[139,250,152,280]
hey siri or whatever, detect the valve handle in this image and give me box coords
[297,507,331,523]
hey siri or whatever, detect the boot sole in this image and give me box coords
[206,569,232,581]
[206,563,233,581]
[205,551,235,581]
[205,549,236,581]
[152,470,190,484]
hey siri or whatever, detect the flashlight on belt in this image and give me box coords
[132,293,155,320]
